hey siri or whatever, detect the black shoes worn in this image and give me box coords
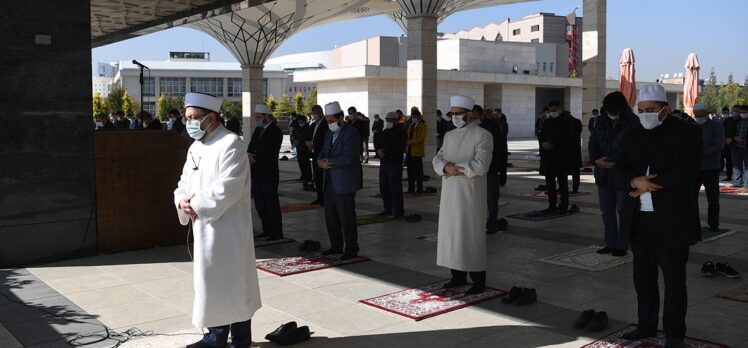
[265,322,311,346]
[621,329,656,341]
[500,287,537,305]
[597,246,627,257]
[298,240,321,252]
[702,261,741,278]
[320,249,342,256]
[339,253,358,261]
[573,310,608,332]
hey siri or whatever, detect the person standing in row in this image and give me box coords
[294,115,314,187]
[309,105,328,205]
[693,103,724,232]
[248,104,284,241]
[539,100,575,214]
[731,104,748,189]
[436,109,454,151]
[371,114,384,149]
[375,112,407,218]
[475,105,506,235]
[406,108,428,194]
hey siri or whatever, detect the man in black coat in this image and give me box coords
[477,106,507,234]
[570,113,583,193]
[247,104,284,240]
[371,114,384,149]
[308,104,328,205]
[224,111,242,136]
[538,100,574,213]
[615,85,703,348]
[375,112,407,217]
[436,110,455,151]
[295,115,314,186]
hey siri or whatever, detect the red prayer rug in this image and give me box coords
[359,280,506,321]
[582,324,729,348]
[280,203,322,213]
[254,238,294,248]
[256,255,370,276]
[700,186,747,195]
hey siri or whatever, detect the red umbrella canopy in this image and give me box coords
[619,48,637,108]
[684,53,701,116]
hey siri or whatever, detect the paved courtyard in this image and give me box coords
[1,140,747,348]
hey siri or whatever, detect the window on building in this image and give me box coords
[530,38,539,43]
[512,29,521,35]
[550,63,554,72]
[543,62,547,72]
[143,77,155,97]
[531,25,540,32]
[263,78,268,99]
[158,77,186,96]
[227,78,242,97]
[190,78,223,97]
[144,101,156,115]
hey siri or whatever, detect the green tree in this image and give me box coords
[265,94,277,113]
[107,86,126,114]
[156,95,184,121]
[221,99,242,116]
[308,88,317,108]
[273,93,293,118]
[719,81,744,110]
[293,91,305,115]
[121,90,139,116]
[700,68,720,113]
[92,92,108,118]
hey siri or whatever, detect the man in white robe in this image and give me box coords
[174,92,261,348]
[433,95,494,294]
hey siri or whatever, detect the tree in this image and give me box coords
[700,68,720,113]
[302,88,317,115]
[221,99,242,116]
[92,92,108,118]
[273,93,293,118]
[718,81,745,110]
[107,86,126,114]
[293,91,305,115]
[121,90,139,116]
[156,95,184,121]
[265,94,277,113]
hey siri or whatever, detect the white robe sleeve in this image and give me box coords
[432,138,447,177]
[173,153,193,226]
[189,143,250,224]
[454,130,493,179]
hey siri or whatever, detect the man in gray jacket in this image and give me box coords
[693,103,725,232]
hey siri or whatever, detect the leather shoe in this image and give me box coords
[442,279,468,289]
[321,249,342,256]
[612,249,628,257]
[265,322,297,342]
[501,286,523,303]
[621,329,656,341]
[516,288,537,305]
[572,309,595,329]
[339,253,358,260]
[187,340,224,348]
[465,285,485,295]
[664,338,685,348]
[585,311,608,332]
[273,326,312,346]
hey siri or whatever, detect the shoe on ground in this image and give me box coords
[299,240,314,251]
[555,206,569,214]
[612,249,628,257]
[442,279,468,289]
[465,285,485,295]
[310,199,322,205]
[265,322,297,342]
[254,232,270,239]
[621,329,656,341]
[534,185,547,191]
[501,287,524,303]
[585,311,608,332]
[307,241,321,252]
[701,261,717,276]
[339,253,358,260]
[573,309,595,329]
[187,340,225,348]
[272,325,311,346]
[497,218,508,231]
[596,247,614,254]
[716,262,741,278]
[516,288,537,305]
[486,229,498,235]
[321,249,342,256]
[664,338,685,348]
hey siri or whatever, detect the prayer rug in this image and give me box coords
[359,280,506,321]
[256,255,370,276]
[718,283,748,303]
[370,191,438,199]
[356,214,399,226]
[416,233,438,242]
[280,203,322,214]
[702,185,747,195]
[254,238,295,248]
[507,209,576,221]
[581,324,729,348]
[700,227,737,242]
[539,246,632,272]
[523,191,591,198]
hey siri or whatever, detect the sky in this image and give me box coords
[92,0,748,84]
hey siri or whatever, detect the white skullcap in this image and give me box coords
[185,92,222,113]
[638,84,667,103]
[450,95,475,110]
[255,104,270,114]
[693,103,707,111]
[324,101,342,116]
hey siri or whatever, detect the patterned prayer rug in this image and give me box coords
[702,185,748,195]
[699,227,737,242]
[359,280,506,321]
[523,191,591,198]
[581,324,729,348]
[507,208,577,221]
[280,203,322,214]
[256,255,370,276]
[718,283,748,303]
[539,246,632,271]
[254,238,295,248]
[356,214,399,226]
[371,191,438,199]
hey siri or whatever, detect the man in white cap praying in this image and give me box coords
[318,101,361,260]
[174,92,261,348]
[433,95,493,294]
[616,84,702,348]
[692,102,724,232]
[247,103,284,241]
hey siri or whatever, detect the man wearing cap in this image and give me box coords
[616,85,702,347]
[318,101,362,260]
[174,93,261,348]
[247,104,284,241]
[693,103,724,232]
[375,111,407,217]
[308,104,328,205]
[433,95,494,295]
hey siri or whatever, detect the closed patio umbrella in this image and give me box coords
[684,53,700,116]
[619,48,637,109]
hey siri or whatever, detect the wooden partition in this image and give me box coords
[94,130,190,254]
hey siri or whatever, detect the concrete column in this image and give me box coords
[581,0,606,162]
[406,15,438,175]
[241,65,263,143]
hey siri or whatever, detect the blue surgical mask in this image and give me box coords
[328,122,340,132]
[550,111,560,118]
[256,120,265,128]
[186,118,207,140]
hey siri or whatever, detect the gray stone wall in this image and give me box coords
[0,1,96,266]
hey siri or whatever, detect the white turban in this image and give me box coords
[638,84,667,103]
[324,101,342,116]
[185,93,222,114]
[255,104,270,114]
[450,95,475,110]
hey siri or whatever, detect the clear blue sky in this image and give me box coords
[92,0,748,83]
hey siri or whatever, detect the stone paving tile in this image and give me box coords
[0,322,22,348]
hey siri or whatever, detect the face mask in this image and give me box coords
[636,109,664,130]
[695,117,708,125]
[550,111,560,118]
[96,121,104,127]
[256,120,265,128]
[186,118,207,140]
[608,112,620,120]
[441,114,451,122]
[452,114,466,128]
[385,121,394,130]
[328,121,340,132]
[733,111,740,118]
[741,113,748,119]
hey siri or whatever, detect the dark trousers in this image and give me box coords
[631,212,689,340]
[732,147,747,188]
[486,172,501,231]
[406,156,424,193]
[545,173,569,209]
[297,151,313,181]
[695,169,720,230]
[324,175,359,254]
[722,145,732,179]
[571,166,580,193]
[379,164,404,215]
[252,178,283,239]
[450,269,486,287]
[202,319,251,347]
[597,185,628,249]
[313,155,324,202]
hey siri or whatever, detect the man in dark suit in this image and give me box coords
[318,101,361,260]
[375,112,406,217]
[616,85,703,348]
[247,104,284,241]
[477,106,507,234]
[371,114,384,149]
[539,100,575,214]
[141,111,163,130]
[308,105,328,205]
[295,114,314,188]
[168,109,186,133]
[570,112,583,193]
[224,111,242,136]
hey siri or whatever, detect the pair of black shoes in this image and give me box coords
[299,240,321,252]
[441,279,484,295]
[702,261,741,278]
[620,329,685,348]
[265,322,311,346]
[573,309,608,332]
[501,287,536,305]
[310,199,323,206]
[487,218,509,235]
[597,246,628,257]
[321,249,358,260]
